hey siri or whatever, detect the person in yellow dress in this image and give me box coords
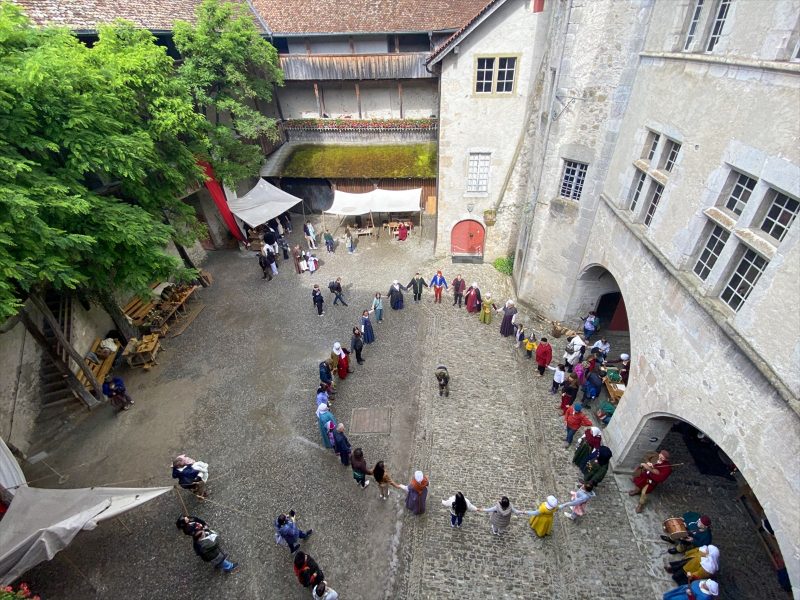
[666,544,719,586]
[525,495,559,537]
[479,293,497,325]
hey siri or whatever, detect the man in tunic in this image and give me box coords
[662,513,712,554]
[430,271,448,303]
[629,450,672,513]
[387,280,407,310]
[451,274,466,307]
[406,273,428,304]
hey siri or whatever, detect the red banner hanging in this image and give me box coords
[198,161,244,242]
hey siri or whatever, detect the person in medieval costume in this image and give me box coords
[629,450,672,513]
[479,293,498,324]
[525,495,559,537]
[406,273,428,304]
[332,342,352,379]
[465,283,482,313]
[316,404,337,448]
[361,310,375,344]
[387,280,407,310]
[430,270,448,303]
[397,222,408,241]
[401,470,429,515]
[499,300,518,336]
[572,427,602,470]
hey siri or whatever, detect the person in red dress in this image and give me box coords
[465,283,481,313]
[398,222,408,241]
[629,450,672,513]
[332,342,353,379]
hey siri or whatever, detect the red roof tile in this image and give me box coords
[11,0,266,33]
[251,0,492,35]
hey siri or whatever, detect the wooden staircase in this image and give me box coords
[39,293,77,407]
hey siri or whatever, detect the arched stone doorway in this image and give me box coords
[451,220,485,263]
[613,413,792,598]
[565,264,629,332]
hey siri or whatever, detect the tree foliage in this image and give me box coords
[174,0,283,187]
[0,2,207,319]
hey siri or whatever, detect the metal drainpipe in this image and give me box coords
[516,0,573,292]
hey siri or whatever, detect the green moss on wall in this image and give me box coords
[280,144,437,178]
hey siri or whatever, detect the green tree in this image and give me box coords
[173,0,283,187]
[0,2,206,321]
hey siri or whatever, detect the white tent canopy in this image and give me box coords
[0,438,25,497]
[226,178,302,227]
[0,485,171,585]
[325,188,422,216]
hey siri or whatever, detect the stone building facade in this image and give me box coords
[509,0,800,594]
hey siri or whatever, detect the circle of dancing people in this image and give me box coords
[169,253,721,599]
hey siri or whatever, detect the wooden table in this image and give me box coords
[603,376,626,401]
[355,228,373,237]
[122,334,164,369]
[143,286,199,335]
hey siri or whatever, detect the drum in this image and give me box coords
[662,517,688,541]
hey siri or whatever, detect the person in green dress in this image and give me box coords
[572,427,602,470]
[479,293,498,325]
[581,445,612,485]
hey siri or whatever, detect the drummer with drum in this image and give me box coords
[661,512,713,554]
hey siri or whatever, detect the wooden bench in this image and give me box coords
[122,282,160,326]
[77,337,121,391]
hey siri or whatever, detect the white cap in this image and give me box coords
[333,342,341,351]
[545,495,558,510]
[414,471,424,483]
[620,353,630,360]
[393,279,399,284]
[701,580,719,595]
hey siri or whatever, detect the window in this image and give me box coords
[721,248,768,311]
[724,173,757,216]
[560,161,588,201]
[693,224,729,280]
[684,0,705,50]
[706,0,730,52]
[629,169,647,212]
[496,57,517,93]
[643,183,664,227]
[475,58,495,93]
[644,131,661,160]
[467,153,491,192]
[760,190,800,242]
[661,140,681,172]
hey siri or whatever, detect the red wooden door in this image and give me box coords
[451,220,485,255]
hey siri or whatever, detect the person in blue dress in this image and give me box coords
[316,404,337,448]
[361,310,375,344]
[662,579,719,600]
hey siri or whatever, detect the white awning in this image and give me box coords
[0,438,25,497]
[0,485,171,585]
[325,188,422,216]
[226,179,302,227]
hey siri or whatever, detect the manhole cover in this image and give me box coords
[350,408,391,434]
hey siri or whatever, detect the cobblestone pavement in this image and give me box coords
[19,215,782,600]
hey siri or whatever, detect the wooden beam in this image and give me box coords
[394,34,399,53]
[349,36,355,54]
[319,85,327,117]
[29,294,103,399]
[19,310,101,409]
[398,82,403,119]
[314,83,322,117]
[355,83,362,119]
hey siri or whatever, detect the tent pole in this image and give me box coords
[174,485,189,516]
[60,554,97,591]
[419,209,423,245]
[370,211,375,240]
[117,515,133,535]
[323,211,326,231]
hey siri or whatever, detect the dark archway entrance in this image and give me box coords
[597,292,629,332]
[451,220,485,263]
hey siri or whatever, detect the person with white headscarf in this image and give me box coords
[563,334,587,373]
[478,293,498,325]
[662,578,719,600]
[525,495,559,537]
[479,495,526,535]
[316,404,337,448]
[401,470,429,515]
[572,426,602,469]
[499,300,518,337]
[666,544,720,586]
[386,280,407,310]
[605,352,631,384]
[331,342,353,380]
[465,282,481,313]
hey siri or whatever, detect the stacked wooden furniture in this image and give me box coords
[77,337,121,391]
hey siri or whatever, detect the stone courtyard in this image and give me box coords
[18,216,785,600]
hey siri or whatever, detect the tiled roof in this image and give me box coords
[11,0,267,33]
[427,0,505,64]
[251,0,492,35]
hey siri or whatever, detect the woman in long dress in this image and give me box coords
[402,471,428,515]
[526,495,559,537]
[372,293,384,323]
[572,426,602,470]
[361,310,375,343]
[397,222,408,241]
[499,300,518,336]
[332,342,352,379]
[316,404,337,448]
[479,293,497,324]
[465,283,481,313]
[387,280,406,310]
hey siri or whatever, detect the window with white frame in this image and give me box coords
[475,58,495,93]
[683,0,705,50]
[693,224,729,280]
[629,169,647,212]
[496,57,517,93]
[660,140,681,172]
[560,161,588,201]
[643,183,664,227]
[467,153,491,192]
[706,0,731,52]
[760,189,800,242]
[724,172,757,216]
[643,131,661,160]
[720,247,769,312]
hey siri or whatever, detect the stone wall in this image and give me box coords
[585,200,800,596]
[436,0,548,261]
